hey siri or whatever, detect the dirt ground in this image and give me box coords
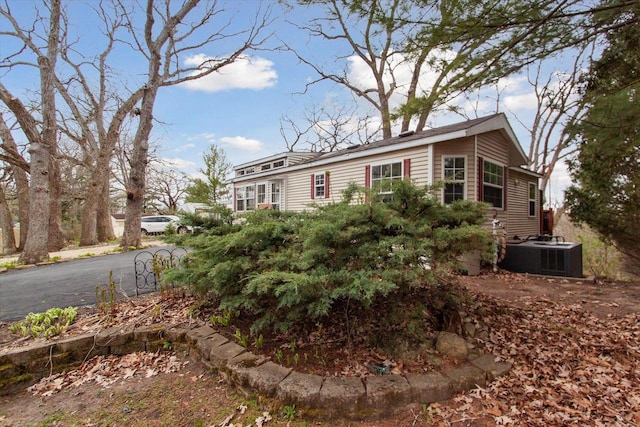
[459,272,640,319]
[1,272,639,426]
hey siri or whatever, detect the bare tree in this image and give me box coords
[50,2,148,246]
[287,0,413,139]
[507,43,593,194]
[287,0,559,138]
[146,162,190,212]
[2,0,272,250]
[119,0,273,249]
[0,0,63,263]
[0,171,17,254]
[0,113,30,250]
[280,102,380,152]
[285,0,617,142]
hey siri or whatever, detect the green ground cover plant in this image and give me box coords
[9,306,78,339]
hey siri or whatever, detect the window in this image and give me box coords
[257,183,266,205]
[236,185,255,212]
[371,162,403,195]
[443,156,465,204]
[261,163,271,171]
[273,159,285,168]
[483,160,504,208]
[529,183,537,217]
[315,173,325,198]
[271,182,281,210]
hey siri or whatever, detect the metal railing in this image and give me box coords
[133,247,187,296]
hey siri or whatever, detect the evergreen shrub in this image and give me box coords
[167,180,490,334]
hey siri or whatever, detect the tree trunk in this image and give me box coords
[0,185,17,255]
[20,0,60,264]
[48,153,64,251]
[14,168,29,251]
[121,87,158,249]
[97,175,115,241]
[79,169,100,246]
[0,113,30,250]
[20,142,50,263]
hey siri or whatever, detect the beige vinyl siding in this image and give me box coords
[285,146,431,211]
[477,131,509,165]
[506,169,540,239]
[477,131,510,231]
[432,136,475,203]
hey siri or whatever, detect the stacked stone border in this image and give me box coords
[0,323,511,419]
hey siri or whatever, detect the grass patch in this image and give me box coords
[0,260,18,269]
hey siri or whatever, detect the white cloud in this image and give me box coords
[174,143,196,153]
[220,136,263,151]
[155,158,197,169]
[503,92,538,111]
[186,132,216,142]
[346,48,463,112]
[496,75,529,93]
[547,161,572,207]
[181,54,277,92]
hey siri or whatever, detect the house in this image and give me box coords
[230,113,542,240]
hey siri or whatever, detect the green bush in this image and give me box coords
[167,180,489,334]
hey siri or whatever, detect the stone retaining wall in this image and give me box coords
[0,323,511,420]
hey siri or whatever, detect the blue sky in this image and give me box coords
[1,0,580,205]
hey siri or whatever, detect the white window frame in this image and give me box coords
[257,182,267,205]
[370,160,403,196]
[236,185,255,212]
[314,173,325,198]
[271,182,281,210]
[528,182,537,217]
[483,159,504,209]
[442,155,466,204]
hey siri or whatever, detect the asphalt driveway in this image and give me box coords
[0,242,169,321]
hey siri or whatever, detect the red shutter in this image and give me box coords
[503,166,508,209]
[365,165,371,202]
[325,172,330,198]
[365,165,371,188]
[403,158,411,179]
[310,174,315,199]
[477,157,484,202]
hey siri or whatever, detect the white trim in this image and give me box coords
[231,114,531,185]
[528,182,537,217]
[256,182,267,205]
[235,184,256,212]
[427,144,434,186]
[482,158,505,210]
[509,166,543,178]
[232,131,466,184]
[474,135,478,201]
[369,158,405,193]
[233,152,316,170]
[314,172,326,198]
[441,154,468,203]
[270,181,282,210]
